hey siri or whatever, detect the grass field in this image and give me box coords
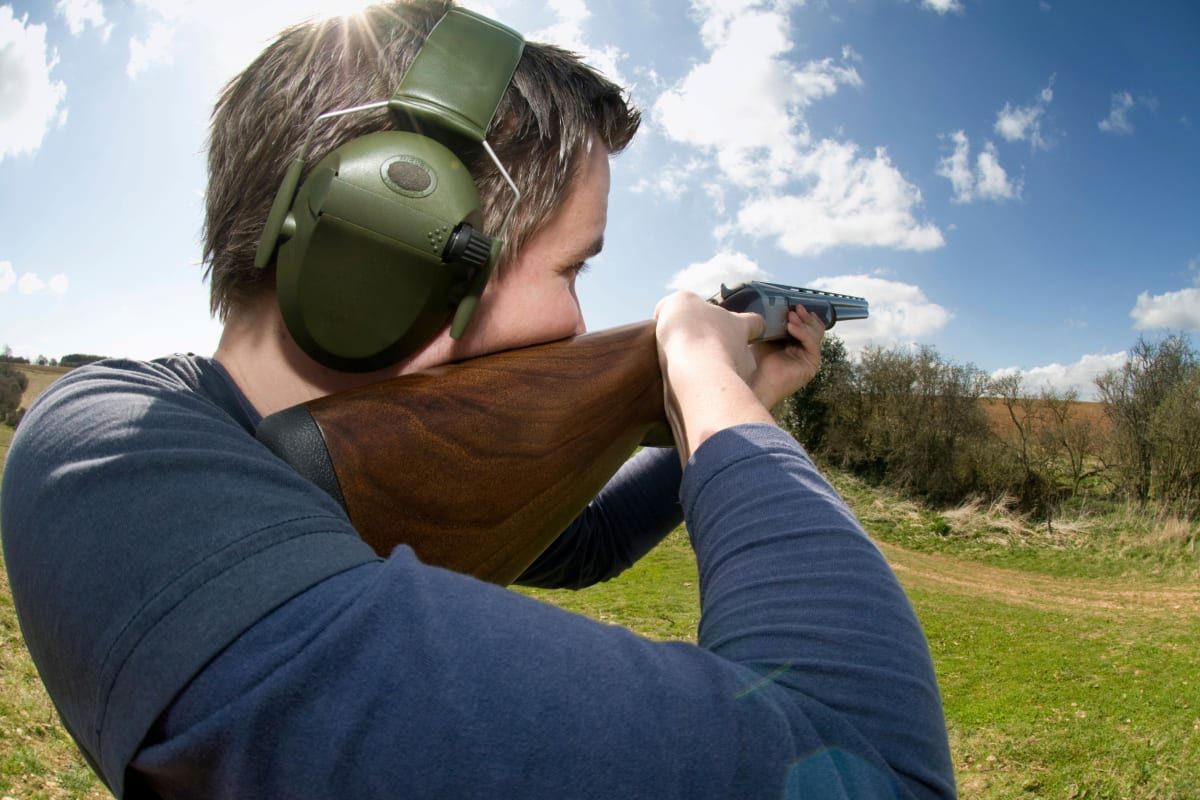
[14,366,70,414]
[2,421,1198,798]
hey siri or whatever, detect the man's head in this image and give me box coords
[203,0,640,337]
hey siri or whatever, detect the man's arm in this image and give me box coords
[684,424,956,797]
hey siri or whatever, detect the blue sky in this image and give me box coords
[2,0,1197,399]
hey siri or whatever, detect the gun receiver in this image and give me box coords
[711,281,869,338]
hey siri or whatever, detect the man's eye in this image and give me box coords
[567,260,591,277]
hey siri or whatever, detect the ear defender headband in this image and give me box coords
[254,8,525,372]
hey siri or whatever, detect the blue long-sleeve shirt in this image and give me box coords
[1,355,955,799]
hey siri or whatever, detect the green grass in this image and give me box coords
[911,580,1199,798]
[4,420,1199,797]
[517,528,701,642]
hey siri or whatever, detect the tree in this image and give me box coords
[987,372,1055,513]
[1,361,29,427]
[1095,334,1196,507]
[777,334,852,451]
[1147,367,1200,515]
[1032,386,1105,499]
[59,353,107,367]
[1,344,30,364]
[820,344,992,504]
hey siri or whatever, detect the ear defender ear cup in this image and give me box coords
[270,130,494,372]
[254,8,524,372]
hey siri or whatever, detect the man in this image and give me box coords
[0,2,956,798]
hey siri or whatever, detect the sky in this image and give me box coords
[2,0,1198,399]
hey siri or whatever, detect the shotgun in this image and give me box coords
[256,282,867,584]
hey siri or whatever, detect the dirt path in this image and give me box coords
[879,542,1200,618]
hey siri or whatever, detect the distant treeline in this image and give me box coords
[780,333,1200,521]
[0,346,109,429]
[58,353,107,367]
[0,347,107,368]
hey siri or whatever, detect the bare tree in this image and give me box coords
[1148,368,1200,515]
[824,344,991,504]
[1095,334,1197,508]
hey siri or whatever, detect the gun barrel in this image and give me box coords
[711,281,869,337]
[827,298,870,324]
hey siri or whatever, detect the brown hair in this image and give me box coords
[203,0,640,320]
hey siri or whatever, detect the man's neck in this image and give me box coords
[213,299,314,418]
[212,293,460,418]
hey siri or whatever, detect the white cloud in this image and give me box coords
[991,351,1128,401]
[1128,255,1200,330]
[921,0,964,14]
[691,0,805,49]
[0,7,69,161]
[653,5,861,189]
[650,3,944,257]
[0,261,69,296]
[937,131,972,199]
[18,272,45,294]
[937,131,1020,203]
[527,0,625,83]
[995,103,1041,142]
[994,77,1054,149]
[666,250,771,298]
[127,20,174,78]
[974,142,1018,200]
[1098,91,1133,134]
[55,0,113,39]
[703,182,728,216]
[807,273,952,354]
[1130,287,1200,331]
[735,140,943,256]
[629,158,706,200]
[1099,92,1156,136]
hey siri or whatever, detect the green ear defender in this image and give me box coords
[254,8,524,372]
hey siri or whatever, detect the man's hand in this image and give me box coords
[653,292,776,465]
[749,304,826,411]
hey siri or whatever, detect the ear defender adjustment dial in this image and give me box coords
[443,224,493,270]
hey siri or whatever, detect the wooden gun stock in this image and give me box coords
[257,322,670,585]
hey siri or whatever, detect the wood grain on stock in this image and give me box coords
[301,321,670,585]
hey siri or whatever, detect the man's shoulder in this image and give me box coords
[41,353,223,401]
[23,354,253,438]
